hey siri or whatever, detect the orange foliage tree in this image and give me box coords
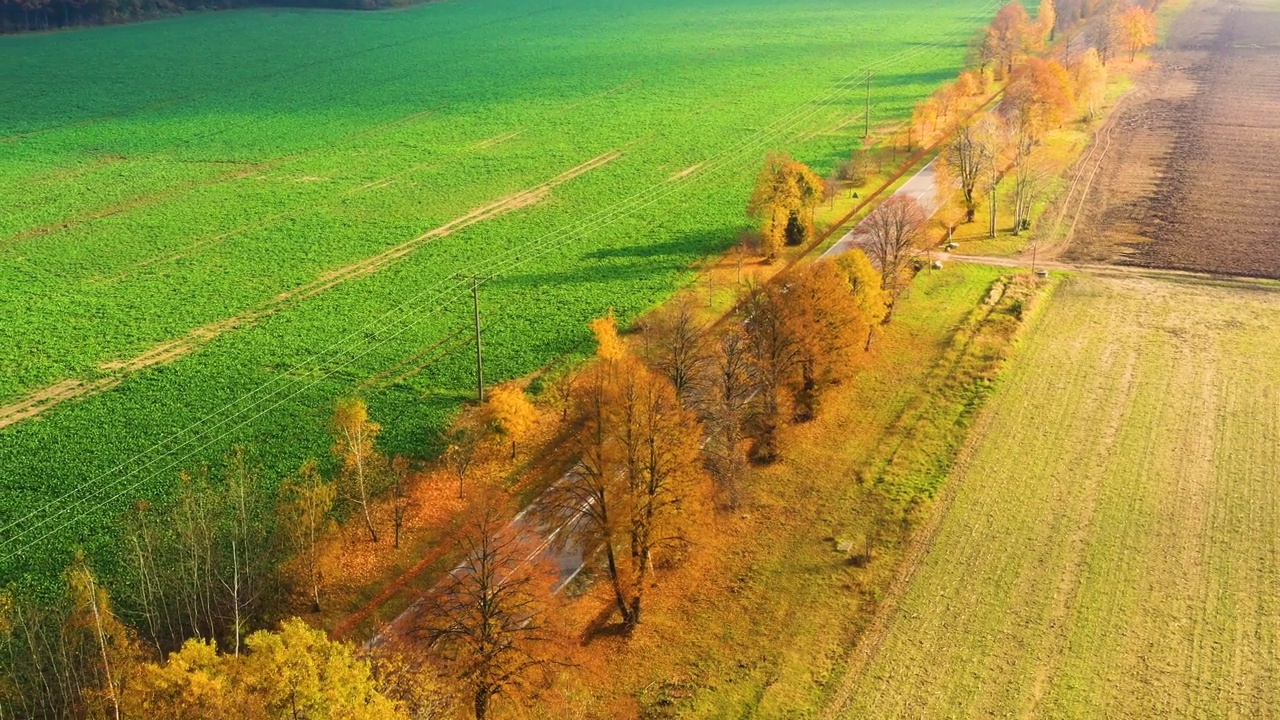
[558,313,709,630]
[782,259,880,418]
[1002,57,1076,140]
[986,2,1034,77]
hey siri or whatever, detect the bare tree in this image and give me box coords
[220,446,275,657]
[1008,148,1053,236]
[423,507,561,720]
[699,326,755,507]
[740,280,805,463]
[941,121,995,223]
[858,195,929,306]
[646,294,710,405]
[443,422,484,499]
[390,457,410,549]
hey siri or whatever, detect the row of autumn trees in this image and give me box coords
[415,167,941,716]
[0,387,541,718]
[0,229,931,720]
[545,242,901,631]
[928,0,1157,239]
[750,0,1160,266]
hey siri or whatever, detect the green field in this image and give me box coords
[831,272,1280,718]
[0,0,1003,593]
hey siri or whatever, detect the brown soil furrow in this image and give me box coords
[0,377,120,431]
[1063,0,1280,278]
[0,151,620,429]
[668,162,705,182]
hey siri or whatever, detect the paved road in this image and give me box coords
[369,471,593,647]
[822,159,942,258]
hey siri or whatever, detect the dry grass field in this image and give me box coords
[831,272,1280,718]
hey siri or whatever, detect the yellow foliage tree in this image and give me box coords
[1074,47,1108,119]
[331,397,389,544]
[589,309,626,362]
[1039,0,1057,41]
[242,619,405,719]
[277,460,338,612]
[835,249,891,332]
[125,639,237,719]
[747,153,823,262]
[65,554,143,720]
[486,383,537,458]
[1120,6,1157,61]
[126,620,412,719]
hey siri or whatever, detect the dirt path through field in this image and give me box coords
[0,152,619,430]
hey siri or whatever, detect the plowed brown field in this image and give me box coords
[1065,0,1280,277]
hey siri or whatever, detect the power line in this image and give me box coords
[0,1,1001,563]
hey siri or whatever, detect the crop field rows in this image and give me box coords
[0,0,1013,592]
[833,273,1280,718]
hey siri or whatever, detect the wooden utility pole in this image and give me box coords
[864,71,873,138]
[472,277,484,403]
[989,162,999,239]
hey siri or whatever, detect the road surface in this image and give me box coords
[822,159,942,258]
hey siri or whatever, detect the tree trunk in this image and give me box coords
[989,187,998,238]
[474,687,492,720]
[603,543,634,626]
[361,500,378,544]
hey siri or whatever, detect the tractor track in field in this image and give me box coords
[4,161,270,247]
[0,151,620,431]
[3,107,438,250]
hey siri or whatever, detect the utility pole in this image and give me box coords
[989,181,998,239]
[864,71,873,139]
[471,276,484,403]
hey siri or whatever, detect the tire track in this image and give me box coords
[0,151,620,430]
